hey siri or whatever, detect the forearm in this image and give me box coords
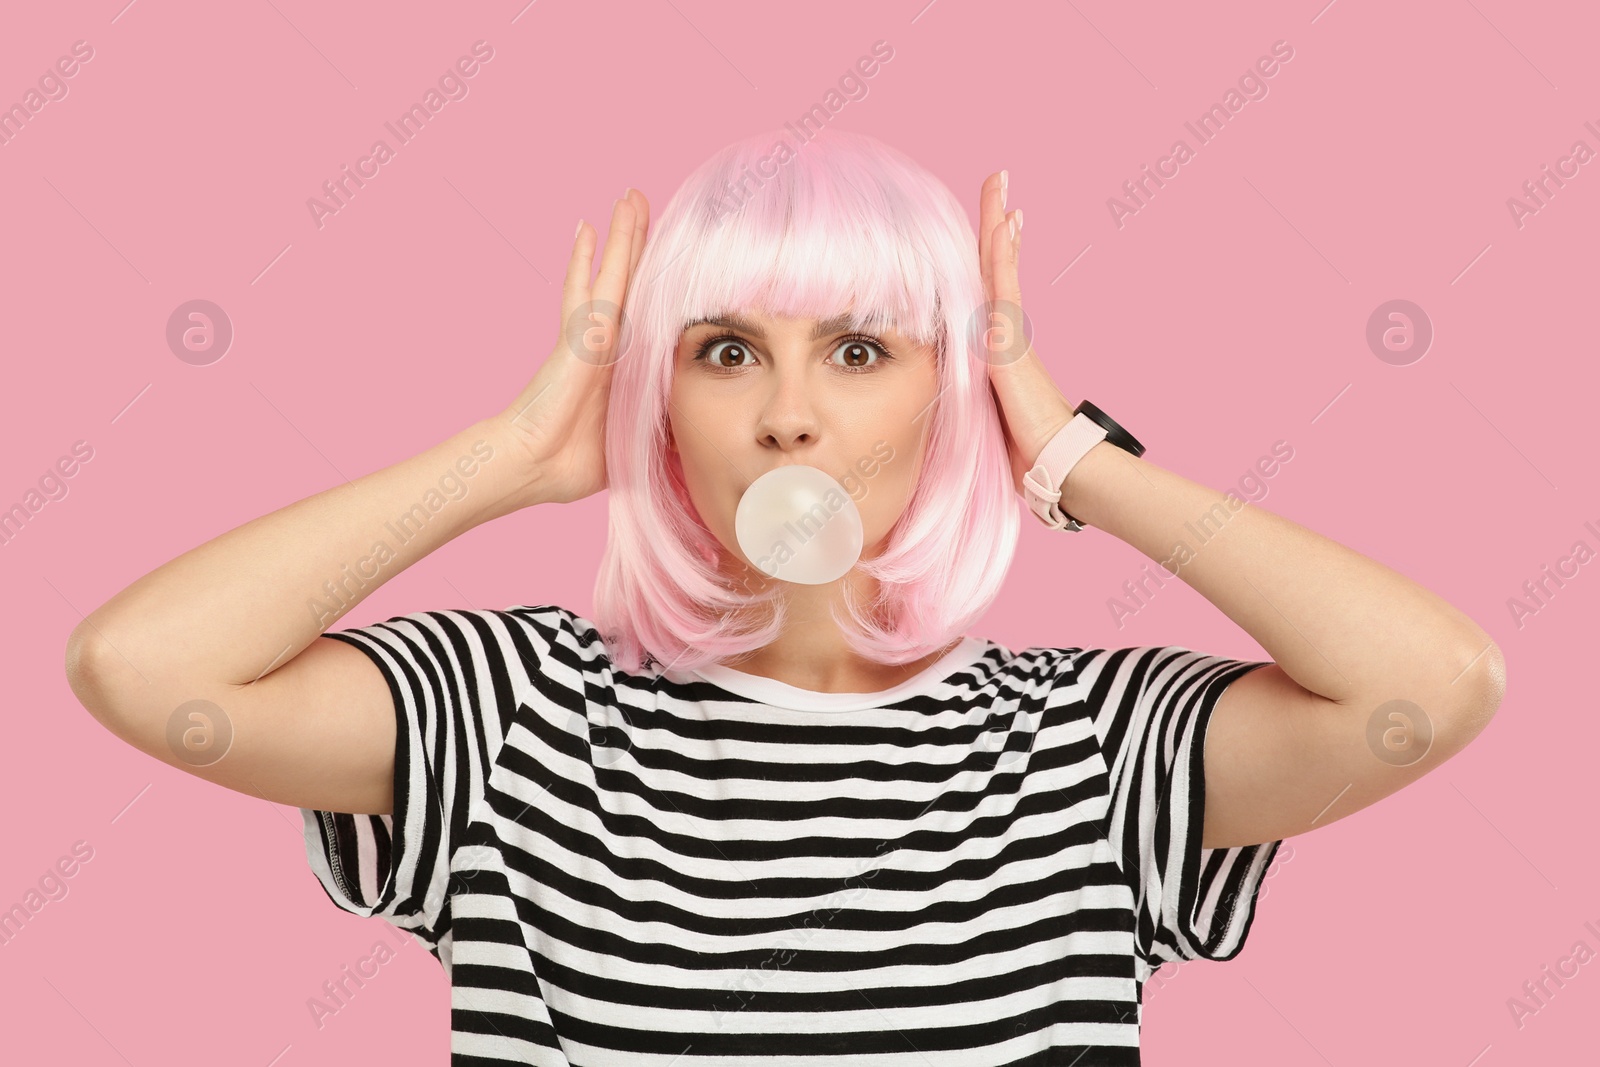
[1058,437,1500,707]
[69,417,531,707]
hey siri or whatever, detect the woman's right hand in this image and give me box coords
[496,189,650,508]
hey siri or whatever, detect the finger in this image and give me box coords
[563,218,596,321]
[591,196,637,316]
[979,171,1005,301]
[984,214,1006,320]
[992,208,1023,311]
[624,189,650,276]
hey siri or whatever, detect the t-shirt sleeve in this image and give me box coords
[298,605,569,950]
[1074,644,1280,968]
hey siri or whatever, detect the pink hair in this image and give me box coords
[593,128,1020,674]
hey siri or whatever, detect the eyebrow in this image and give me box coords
[681,312,883,341]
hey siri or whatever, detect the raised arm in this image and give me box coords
[1055,440,1504,847]
[65,189,651,815]
[63,417,533,814]
[972,169,1504,849]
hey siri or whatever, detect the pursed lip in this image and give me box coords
[743,461,833,490]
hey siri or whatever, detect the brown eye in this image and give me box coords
[694,338,754,369]
[829,335,892,373]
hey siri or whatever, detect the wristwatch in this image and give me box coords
[1021,400,1145,532]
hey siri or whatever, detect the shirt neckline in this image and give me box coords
[687,636,993,712]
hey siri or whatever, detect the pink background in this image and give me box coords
[2,0,1594,1063]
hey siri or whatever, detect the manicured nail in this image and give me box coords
[1009,216,1017,242]
[621,187,632,200]
[574,218,584,239]
[1001,170,1008,208]
[1016,209,1024,233]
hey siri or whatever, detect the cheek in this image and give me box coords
[667,417,734,532]
[668,377,721,453]
[841,438,914,535]
[861,405,933,512]
[865,450,917,520]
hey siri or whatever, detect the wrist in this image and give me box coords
[1054,437,1122,529]
[459,415,546,523]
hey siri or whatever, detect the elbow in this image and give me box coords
[1443,639,1506,744]
[65,625,128,732]
[64,625,96,708]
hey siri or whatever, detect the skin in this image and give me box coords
[667,308,964,693]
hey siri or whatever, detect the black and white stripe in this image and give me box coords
[300,604,1278,1065]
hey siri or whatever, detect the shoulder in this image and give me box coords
[333,603,615,686]
[499,603,618,671]
[1010,644,1252,710]
[503,602,597,639]
[1030,644,1223,683]
[352,603,598,650]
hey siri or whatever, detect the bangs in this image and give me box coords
[673,144,945,349]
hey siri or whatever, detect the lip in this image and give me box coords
[745,462,831,488]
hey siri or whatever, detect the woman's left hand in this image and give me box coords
[978,170,1078,497]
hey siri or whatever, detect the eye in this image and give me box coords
[693,336,755,371]
[829,334,892,372]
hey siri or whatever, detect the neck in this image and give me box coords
[717,557,959,694]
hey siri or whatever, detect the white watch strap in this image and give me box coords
[1022,412,1107,531]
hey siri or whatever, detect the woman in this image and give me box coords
[66,130,1506,1064]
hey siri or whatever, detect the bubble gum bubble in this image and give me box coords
[734,465,863,585]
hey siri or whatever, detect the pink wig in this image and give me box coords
[592,128,1020,674]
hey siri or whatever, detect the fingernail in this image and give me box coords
[1001,170,1008,208]
[621,187,632,201]
[1009,216,1017,242]
[1016,209,1024,233]
[574,218,584,239]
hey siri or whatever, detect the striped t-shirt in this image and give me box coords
[300,604,1280,1065]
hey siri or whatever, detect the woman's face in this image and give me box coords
[668,308,941,584]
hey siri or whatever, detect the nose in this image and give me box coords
[754,359,821,451]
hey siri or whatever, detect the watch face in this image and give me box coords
[1077,401,1145,457]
